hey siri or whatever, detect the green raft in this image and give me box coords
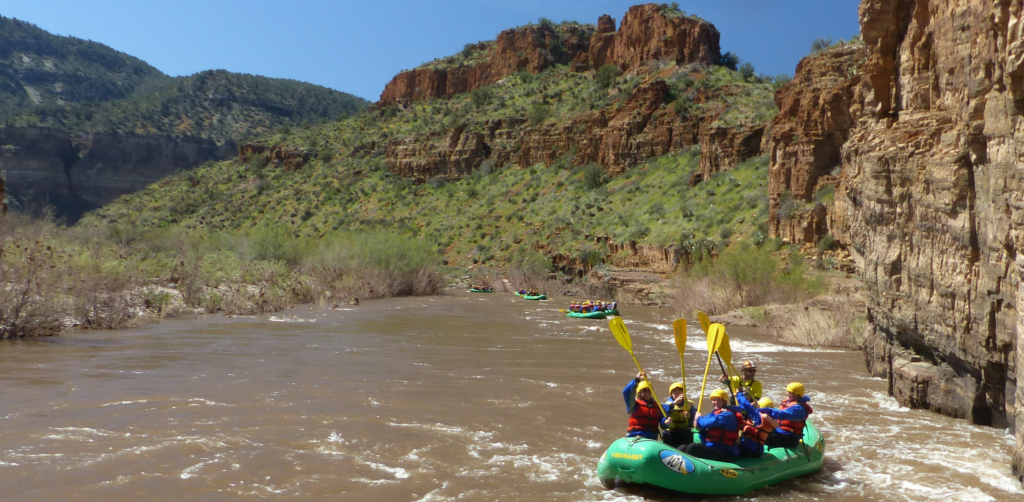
[566,309,619,319]
[469,288,494,293]
[523,294,548,300]
[596,419,825,495]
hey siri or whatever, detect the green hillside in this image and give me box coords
[91,62,778,268]
[0,15,369,140]
[0,15,167,117]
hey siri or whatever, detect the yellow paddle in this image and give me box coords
[697,311,711,335]
[695,323,725,417]
[671,318,688,397]
[608,316,667,418]
[718,330,740,383]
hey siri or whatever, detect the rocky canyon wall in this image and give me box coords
[0,127,235,222]
[375,5,764,183]
[767,0,1024,481]
[378,4,721,106]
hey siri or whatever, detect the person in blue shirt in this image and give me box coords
[759,382,812,449]
[660,382,697,449]
[683,389,743,461]
[622,371,662,440]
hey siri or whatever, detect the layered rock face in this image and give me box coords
[376,5,763,183]
[0,127,234,221]
[766,0,1024,480]
[380,78,766,181]
[378,4,721,106]
[767,45,867,244]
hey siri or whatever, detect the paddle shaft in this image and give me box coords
[695,347,716,423]
[715,352,737,405]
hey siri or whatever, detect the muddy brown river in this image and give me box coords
[1,294,1020,501]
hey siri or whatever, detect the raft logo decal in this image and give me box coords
[612,452,643,460]
[659,450,694,474]
[720,469,738,478]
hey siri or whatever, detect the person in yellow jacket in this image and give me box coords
[719,359,762,400]
[660,382,696,449]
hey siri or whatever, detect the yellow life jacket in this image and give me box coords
[666,399,695,430]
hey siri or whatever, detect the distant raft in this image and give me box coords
[566,309,619,319]
[597,419,825,496]
[469,288,494,293]
[523,294,548,300]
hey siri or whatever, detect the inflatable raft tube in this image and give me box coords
[596,419,825,495]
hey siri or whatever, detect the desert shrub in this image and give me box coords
[717,51,739,70]
[301,230,443,302]
[776,190,799,219]
[0,219,70,338]
[817,234,837,251]
[581,163,607,189]
[594,64,620,89]
[470,87,493,107]
[764,300,866,349]
[814,184,835,205]
[528,101,552,125]
[810,36,833,54]
[738,62,756,81]
[673,247,822,317]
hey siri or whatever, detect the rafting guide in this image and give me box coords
[598,314,826,495]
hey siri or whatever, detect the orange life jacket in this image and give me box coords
[777,399,813,436]
[741,418,774,446]
[627,399,662,433]
[703,408,744,446]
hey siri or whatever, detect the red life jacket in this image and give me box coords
[777,399,813,436]
[627,399,662,433]
[703,408,744,446]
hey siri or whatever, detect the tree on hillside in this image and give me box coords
[739,62,756,81]
[718,52,739,71]
[594,64,620,89]
[810,36,833,53]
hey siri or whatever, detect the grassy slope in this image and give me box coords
[0,16,369,140]
[91,60,776,268]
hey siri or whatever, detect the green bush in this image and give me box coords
[581,163,607,189]
[718,52,739,70]
[777,190,799,219]
[811,36,833,54]
[528,101,552,125]
[595,64,621,88]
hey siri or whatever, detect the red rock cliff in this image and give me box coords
[378,4,721,106]
[768,0,1024,481]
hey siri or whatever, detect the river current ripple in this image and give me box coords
[0,294,1020,501]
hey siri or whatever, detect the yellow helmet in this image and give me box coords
[636,380,653,395]
[669,382,686,394]
[710,389,729,400]
[786,382,805,397]
[757,397,774,408]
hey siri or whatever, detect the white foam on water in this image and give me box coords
[366,461,410,479]
[268,316,316,323]
[100,399,149,407]
[180,458,218,479]
[387,422,495,442]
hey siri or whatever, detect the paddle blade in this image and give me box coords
[706,323,725,353]
[608,316,632,353]
[718,330,733,367]
[697,311,711,334]
[672,318,687,356]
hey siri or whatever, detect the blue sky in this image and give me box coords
[3,0,862,101]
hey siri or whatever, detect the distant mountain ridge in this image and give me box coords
[0,15,370,221]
